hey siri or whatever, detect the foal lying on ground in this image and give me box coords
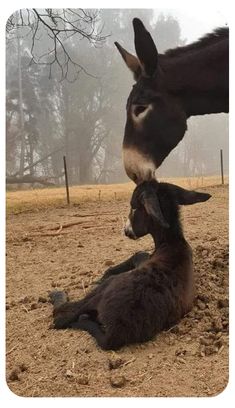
[49,180,211,350]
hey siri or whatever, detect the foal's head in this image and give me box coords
[124,180,211,240]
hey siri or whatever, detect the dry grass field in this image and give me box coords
[6,176,229,397]
[6,175,228,214]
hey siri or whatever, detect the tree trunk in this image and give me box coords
[79,152,92,184]
[27,135,34,176]
[17,20,25,177]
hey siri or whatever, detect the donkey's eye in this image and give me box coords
[131,208,137,217]
[134,105,147,116]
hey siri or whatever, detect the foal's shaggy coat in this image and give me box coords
[50,180,211,350]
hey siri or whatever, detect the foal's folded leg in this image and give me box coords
[49,291,91,329]
[70,314,118,350]
[96,251,150,283]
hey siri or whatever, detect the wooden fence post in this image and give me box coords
[63,155,70,204]
[220,149,224,185]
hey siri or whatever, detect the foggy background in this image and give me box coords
[6,9,229,187]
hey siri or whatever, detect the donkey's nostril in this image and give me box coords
[134,105,147,117]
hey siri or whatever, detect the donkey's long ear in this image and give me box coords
[168,184,212,205]
[114,42,141,81]
[141,191,169,228]
[133,18,158,77]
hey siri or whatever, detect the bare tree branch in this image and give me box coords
[6,8,109,81]
[6,175,55,186]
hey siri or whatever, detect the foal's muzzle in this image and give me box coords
[124,219,137,240]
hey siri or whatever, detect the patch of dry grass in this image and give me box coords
[6,175,228,215]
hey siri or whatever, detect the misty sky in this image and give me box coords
[165,9,228,42]
[5,6,229,182]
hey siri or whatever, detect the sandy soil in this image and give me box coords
[6,184,229,397]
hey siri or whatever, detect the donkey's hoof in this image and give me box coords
[78,314,90,322]
[49,291,68,305]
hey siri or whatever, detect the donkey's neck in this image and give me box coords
[151,221,185,249]
[162,38,229,117]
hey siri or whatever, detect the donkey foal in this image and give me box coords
[49,180,211,350]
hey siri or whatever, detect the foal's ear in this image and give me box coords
[114,42,141,81]
[133,18,158,77]
[169,184,212,205]
[141,191,169,228]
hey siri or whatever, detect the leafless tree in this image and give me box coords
[6,8,108,81]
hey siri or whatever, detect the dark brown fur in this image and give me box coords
[50,181,211,350]
[115,19,228,182]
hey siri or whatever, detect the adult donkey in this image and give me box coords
[115,18,229,183]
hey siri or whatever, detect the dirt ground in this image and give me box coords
[6,184,229,397]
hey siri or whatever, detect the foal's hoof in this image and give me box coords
[78,314,90,322]
[49,291,68,306]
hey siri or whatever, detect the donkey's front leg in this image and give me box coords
[96,251,150,283]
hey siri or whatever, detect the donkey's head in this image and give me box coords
[116,18,187,183]
[124,180,211,240]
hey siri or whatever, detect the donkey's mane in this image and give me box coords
[165,27,228,58]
